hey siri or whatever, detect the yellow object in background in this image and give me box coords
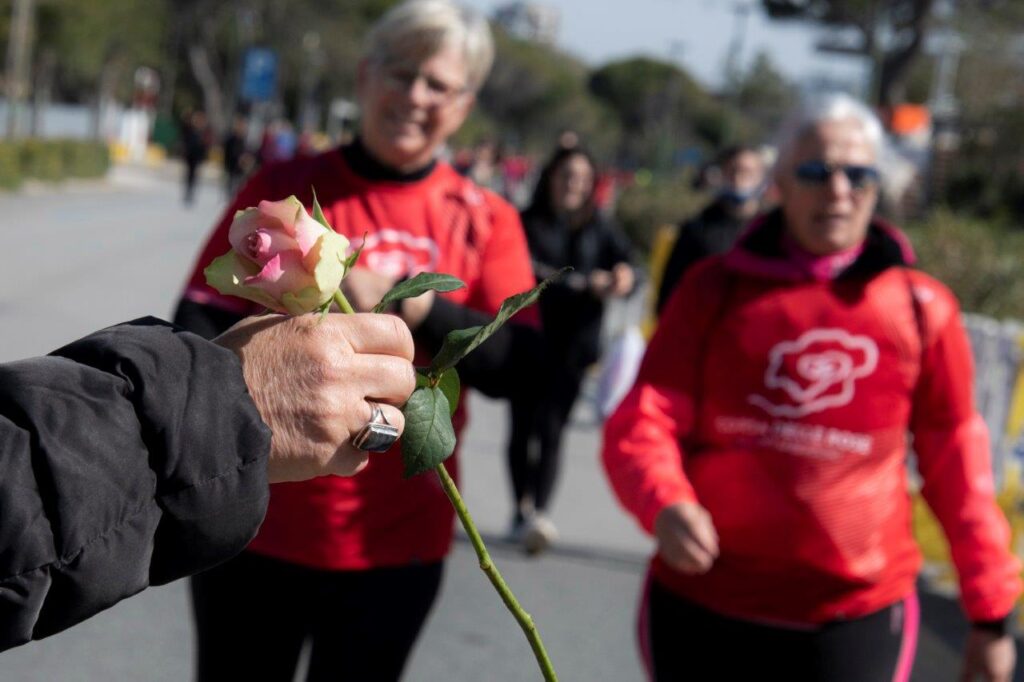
[641,223,678,339]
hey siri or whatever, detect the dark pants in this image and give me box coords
[507,361,586,515]
[183,161,201,205]
[191,551,444,682]
[641,577,918,682]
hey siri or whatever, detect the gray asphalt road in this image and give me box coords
[0,164,1014,681]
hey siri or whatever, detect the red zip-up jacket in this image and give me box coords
[180,148,537,569]
[603,211,1022,624]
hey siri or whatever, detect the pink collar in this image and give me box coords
[781,235,865,282]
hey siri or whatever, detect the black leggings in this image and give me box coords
[191,551,444,682]
[507,365,585,514]
[640,577,918,682]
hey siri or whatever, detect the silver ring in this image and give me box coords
[352,403,400,452]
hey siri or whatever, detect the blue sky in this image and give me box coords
[464,0,869,92]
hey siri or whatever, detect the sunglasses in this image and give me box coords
[794,160,880,190]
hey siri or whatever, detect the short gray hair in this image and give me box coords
[363,0,495,93]
[774,91,886,169]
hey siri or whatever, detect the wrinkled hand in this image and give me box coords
[961,629,1015,682]
[342,267,398,312]
[215,313,416,482]
[654,501,720,575]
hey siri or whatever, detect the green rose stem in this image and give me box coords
[433,462,558,682]
[332,289,356,315]
[329,272,562,681]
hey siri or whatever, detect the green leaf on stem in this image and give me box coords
[401,386,457,478]
[311,188,331,230]
[438,368,460,416]
[372,273,466,314]
[428,269,568,376]
[343,232,367,273]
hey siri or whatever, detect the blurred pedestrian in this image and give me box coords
[508,145,637,554]
[655,144,767,314]
[174,2,540,680]
[181,110,210,206]
[603,92,1021,681]
[222,114,254,199]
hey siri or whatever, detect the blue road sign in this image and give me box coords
[241,48,278,102]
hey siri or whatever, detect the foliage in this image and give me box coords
[0,139,110,188]
[39,0,168,102]
[614,170,706,255]
[760,0,935,106]
[727,51,800,138]
[589,57,715,168]
[905,208,1024,320]
[0,143,22,190]
[478,31,621,161]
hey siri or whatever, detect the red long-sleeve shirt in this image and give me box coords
[181,149,536,569]
[603,213,1021,624]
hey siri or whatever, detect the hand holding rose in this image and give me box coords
[215,312,416,482]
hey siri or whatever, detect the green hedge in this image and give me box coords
[905,208,1024,321]
[0,138,110,189]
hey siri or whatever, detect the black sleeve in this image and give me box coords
[411,297,545,399]
[656,224,704,315]
[173,299,246,340]
[0,318,270,652]
[600,221,636,269]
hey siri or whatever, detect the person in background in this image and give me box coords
[508,145,637,554]
[181,109,210,206]
[222,114,254,199]
[1,313,415,653]
[464,137,503,194]
[174,2,540,680]
[655,144,767,314]
[603,92,1020,681]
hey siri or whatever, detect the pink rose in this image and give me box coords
[205,196,350,314]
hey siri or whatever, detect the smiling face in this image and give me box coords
[776,118,879,255]
[357,43,474,173]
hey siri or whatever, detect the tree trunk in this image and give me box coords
[30,47,56,137]
[877,0,934,107]
[91,58,123,141]
[4,0,36,139]
[187,43,227,141]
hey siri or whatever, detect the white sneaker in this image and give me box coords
[522,514,558,555]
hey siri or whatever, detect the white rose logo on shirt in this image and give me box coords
[748,328,879,418]
[360,228,440,279]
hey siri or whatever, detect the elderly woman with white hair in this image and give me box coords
[603,92,1021,681]
[174,2,540,680]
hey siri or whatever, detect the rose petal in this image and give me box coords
[292,207,329,257]
[228,207,298,265]
[242,250,321,311]
[308,230,349,297]
[257,196,306,237]
[203,251,288,312]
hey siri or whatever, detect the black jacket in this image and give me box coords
[656,201,748,314]
[0,318,270,652]
[522,210,635,369]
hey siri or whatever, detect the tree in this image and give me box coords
[762,0,935,106]
[589,57,751,168]
[477,30,621,160]
[33,0,167,138]
[728,51,799,137]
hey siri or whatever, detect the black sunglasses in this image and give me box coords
[794,160,880,189]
